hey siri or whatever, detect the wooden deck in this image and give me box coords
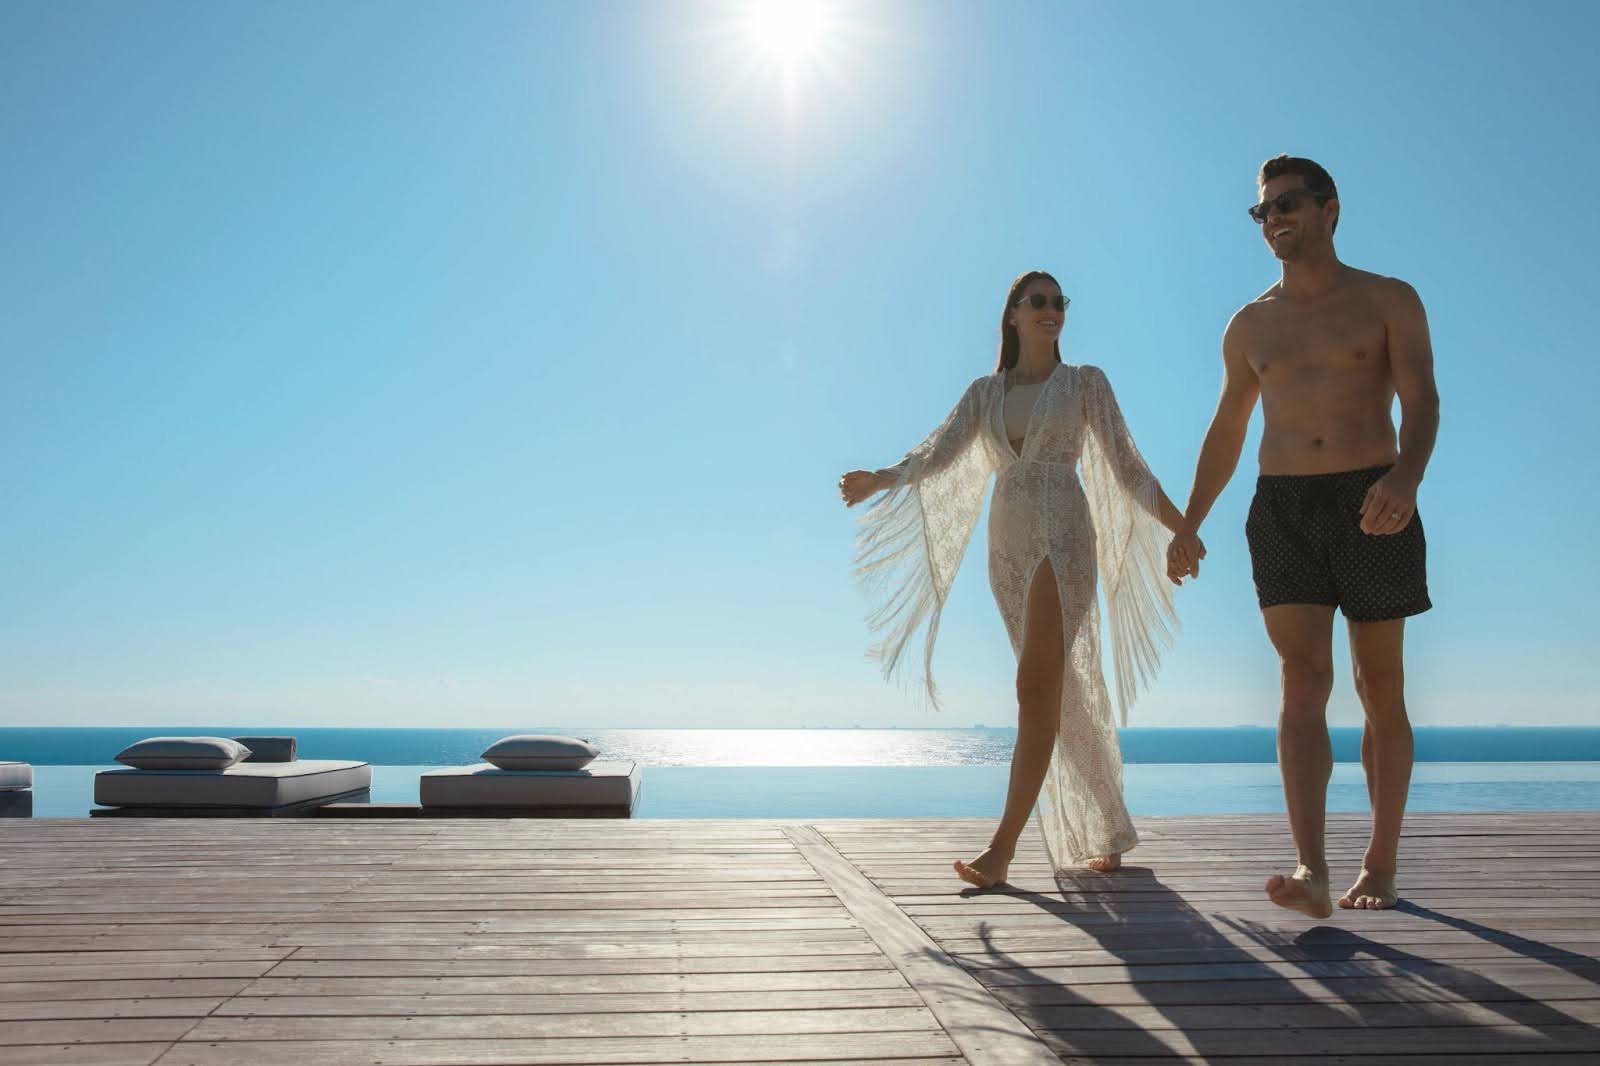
[1,813,1597,1064]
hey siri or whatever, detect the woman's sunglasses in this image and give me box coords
[1247,187,1332,224]
[1014,293,1070,312]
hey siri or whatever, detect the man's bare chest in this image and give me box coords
[1246,302,1390,386]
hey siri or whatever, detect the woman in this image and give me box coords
[839,270,1198,885]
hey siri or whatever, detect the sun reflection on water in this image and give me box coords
[585,728,1012,766]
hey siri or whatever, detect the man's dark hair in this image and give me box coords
[1259,154,1339,233]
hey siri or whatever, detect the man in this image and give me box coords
[1167,155,1439,917]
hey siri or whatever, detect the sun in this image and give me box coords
[728,0,845,108]
[689,0,873,126]
[743,0,832,69]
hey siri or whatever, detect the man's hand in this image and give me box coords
[1167,528,1206,585]
[1359,471,1419,535]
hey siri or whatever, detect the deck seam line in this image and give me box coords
[783,824,1060,1066]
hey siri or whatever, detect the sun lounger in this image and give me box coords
[419,761,640,817]
[0,762,32,818]
[90,737,369,817]
[0,762,31,792]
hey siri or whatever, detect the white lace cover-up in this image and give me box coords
[856,362,1177,865]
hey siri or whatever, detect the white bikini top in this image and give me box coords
[1003,380,1046,448]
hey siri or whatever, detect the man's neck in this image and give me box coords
[1279,249,1345,298]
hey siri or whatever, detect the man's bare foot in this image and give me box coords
[953,846,1012,889]
[1085,853,1122,872]
[1338,867,1398,910]
[1265,864,1333,918]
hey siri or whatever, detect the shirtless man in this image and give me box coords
[1167,155,1440,918]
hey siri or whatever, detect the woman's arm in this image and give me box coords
[1082,365,1166,520]
[840,377,986,507]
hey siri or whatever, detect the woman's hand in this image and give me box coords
[1167,527,1206,584]
[839,469,892,507]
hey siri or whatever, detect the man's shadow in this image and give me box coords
[954,866,1575,1062]
[1214,903,1600,1038]
[1395,899,1600,983]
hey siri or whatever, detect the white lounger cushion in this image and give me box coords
[421,762,638,809]
[115,736,251,770]
[0,762,32,791]
[95,760,370,809]
[480,735,597,770]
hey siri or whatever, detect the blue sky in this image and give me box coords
[3,1,1596,729]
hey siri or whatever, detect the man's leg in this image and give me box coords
[1341,618,1411,909]
[1262,604,1337,918]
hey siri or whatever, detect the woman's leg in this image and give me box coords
[955,558,1065,889]
[1033,553,1135,873]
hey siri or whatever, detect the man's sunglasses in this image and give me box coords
[1014,293,1070,312]
[1247,187,1332,224]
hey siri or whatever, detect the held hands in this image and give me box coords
[1359,471,1419,535]
[1166,528,1206,585]
[839,469,892,507]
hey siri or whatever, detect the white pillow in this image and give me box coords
[115,736,252,770]
[480,734,597,771]
[233,736,297,762]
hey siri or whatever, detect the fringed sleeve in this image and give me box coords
[855,376,994,708]
[1077,365,1179,725]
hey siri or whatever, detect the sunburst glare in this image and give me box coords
[708,0,859,116]
[744,0,831,68]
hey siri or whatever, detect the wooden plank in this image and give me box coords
[215,988,924,1017]
[0,999,224,1021]
[273,939,886,960]
[948,938,1600,969]
[157,1032,961,1065]
[0,949,293,966]
[1013,997,1600,1029]
[938,925,1600,953]
[0,979,254,1001]
[1037,1023,1600,1057]
[183,1006,941,1040]
[0,1019,195,1045]
[268,955,897,978]
[0,938,281,953]
[239,971,912,996]
[953,955,1600,987]
[0,1045,175,1066]
[987,973,1600,1007]
[1053,1058,1599,1066]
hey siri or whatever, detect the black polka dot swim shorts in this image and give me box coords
[1245,464,1431,622]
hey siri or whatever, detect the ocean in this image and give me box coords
[9,726,1600,766]
[5,727,1600,818]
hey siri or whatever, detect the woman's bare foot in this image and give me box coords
[1265,863,1333,918]
[1085,852,1122,872]
[1338,867,1398,910]
[953,846,1013,889]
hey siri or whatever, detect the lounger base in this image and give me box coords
[419,761,640,815]
[90,787,371,818]
[316,802,632,818]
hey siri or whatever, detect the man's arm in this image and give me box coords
[1359,279,1439,535]
[1168,311,1261,579]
